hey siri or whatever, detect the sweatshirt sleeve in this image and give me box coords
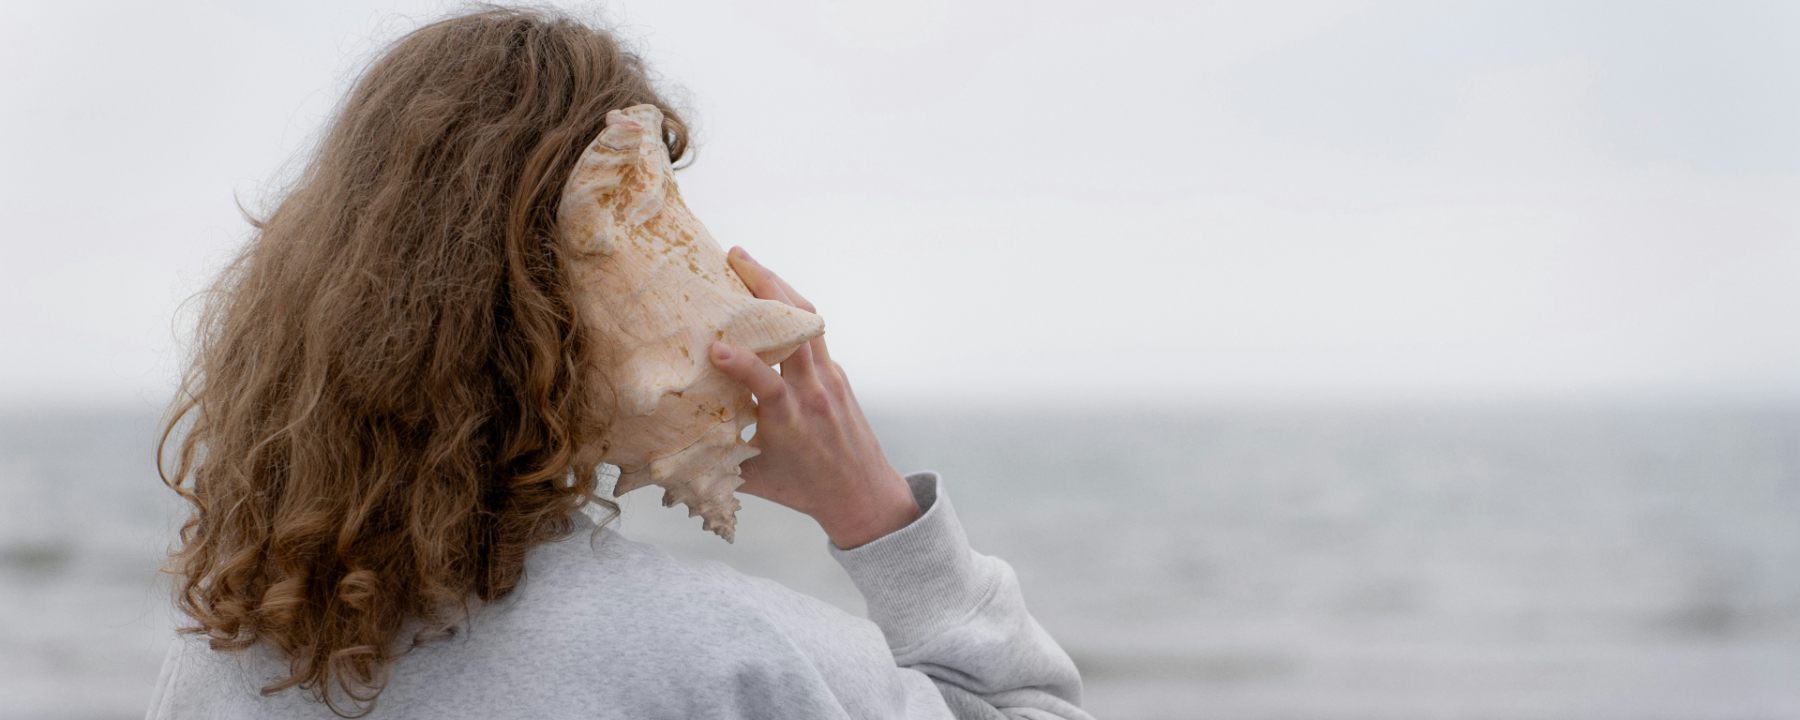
[829,473,1095,720]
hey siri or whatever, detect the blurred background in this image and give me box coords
[2,0,1797,718]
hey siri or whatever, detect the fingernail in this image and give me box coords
[731,247,755,263]
[710,342,732,361]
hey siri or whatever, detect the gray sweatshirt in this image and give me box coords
[144,473,1095,719]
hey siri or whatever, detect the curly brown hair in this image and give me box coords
[157,7,689,715]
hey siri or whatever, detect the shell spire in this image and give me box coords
[559,104,824,541]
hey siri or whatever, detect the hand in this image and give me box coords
[707,247,920,549]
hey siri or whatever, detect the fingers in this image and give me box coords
[709,342,786,404]
[788,344,828,391]
[727,249,793,306]
[728,247,816,313]
[726,246,833,371]
[803,332,833,370]
[765,270,817,314]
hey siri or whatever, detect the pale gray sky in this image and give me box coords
[2,0,1796,406]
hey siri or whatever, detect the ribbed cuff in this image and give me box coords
[828,472,994,650]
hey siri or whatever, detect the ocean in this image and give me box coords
[2,401,1797,719]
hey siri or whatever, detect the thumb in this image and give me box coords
[709,342,786,404]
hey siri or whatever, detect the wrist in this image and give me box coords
[820,468,921,549]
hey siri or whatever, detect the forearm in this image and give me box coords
[831,473,1093,720]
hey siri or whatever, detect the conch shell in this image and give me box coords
[559,104,823,541]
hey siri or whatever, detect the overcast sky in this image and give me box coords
[2,0,1796,407]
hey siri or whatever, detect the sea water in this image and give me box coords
[2,402,1797,719]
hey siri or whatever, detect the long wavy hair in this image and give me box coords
[158,7,689,715]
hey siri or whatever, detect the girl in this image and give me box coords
[149,7,1089,719]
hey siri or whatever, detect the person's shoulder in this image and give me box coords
[429,521,842,712]
[151,524,845,719]
[515,521,764,612]
[480,520,800,653]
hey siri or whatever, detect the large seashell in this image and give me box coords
[560,104,824,541]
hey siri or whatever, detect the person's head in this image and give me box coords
[160,6,687,714]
